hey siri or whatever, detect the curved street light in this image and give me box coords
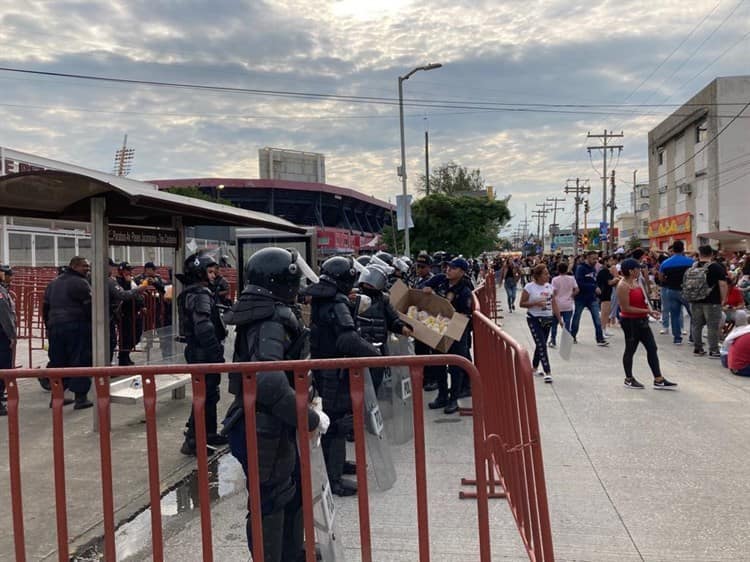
[398,63,443,257]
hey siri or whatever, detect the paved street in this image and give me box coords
[3,289,750,561]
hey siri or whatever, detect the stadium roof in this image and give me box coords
[149,178,395,210]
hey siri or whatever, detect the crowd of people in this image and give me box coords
[489,244,750,386]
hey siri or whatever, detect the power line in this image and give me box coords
[1,67,750,121]
[617,0,722,108]
[653,98,750,183]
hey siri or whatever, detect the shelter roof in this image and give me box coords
[0,170,304,233]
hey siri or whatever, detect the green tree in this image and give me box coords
[626,234,642,250]
[165,186,234,207]
[409,193,510,257]
[417,161,485,195]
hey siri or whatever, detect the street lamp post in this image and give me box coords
[398,63,442,257]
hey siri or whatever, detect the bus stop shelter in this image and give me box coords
[0,169,305,368]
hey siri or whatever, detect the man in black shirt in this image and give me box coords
[690,245,728,358]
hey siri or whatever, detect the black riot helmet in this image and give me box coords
[244,247,317,303]
[374,251,394,267]
[183,252,218,283]
[320,256,358,294]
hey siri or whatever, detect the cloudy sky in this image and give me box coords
[0,0,748,233]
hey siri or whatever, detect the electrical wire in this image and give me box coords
[653,98,750,183]
[0,66,749,120]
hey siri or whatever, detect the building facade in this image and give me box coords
[647,76,750,252]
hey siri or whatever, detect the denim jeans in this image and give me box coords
[663,287,688,343]
[571,299,604,342]
[527,314,554,374]
[504,279,517,309]
[660,287,670,329]
[549,310,573,345]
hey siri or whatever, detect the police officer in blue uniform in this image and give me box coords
[222,247,328,561]
[304,256,381,496]
[0,264,16,416]
[424,257,474,414]
[177,252,228,455]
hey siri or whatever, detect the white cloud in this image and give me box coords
[0,0,748,234]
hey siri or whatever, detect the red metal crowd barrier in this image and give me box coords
[471,281,554,561]
[3,355,495,562]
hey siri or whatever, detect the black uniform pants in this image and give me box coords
[413,340,445,388]
[321,409,353,484]
[184,344,224,439]
[47,321,92,395]
[0,333,11,398]
[228,420,304,562]
[437,328,472,401]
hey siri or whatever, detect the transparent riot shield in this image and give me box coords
[376,367,394,421]
[223,325,236,363]
[363,368,397,491]
[386,335,415,445]
[136,325,186,365]
[308,434,347,561]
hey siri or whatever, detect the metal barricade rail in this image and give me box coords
[3,355,494,562]
[471,280,554,561]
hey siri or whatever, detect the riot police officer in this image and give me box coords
[0,264,16,416]
[177,252,228,455]
[304,256,381,496]
[222,247,328,561]
[424,257,474,414]
[356,264,412,390]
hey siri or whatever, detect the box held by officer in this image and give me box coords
[389,280,469,353]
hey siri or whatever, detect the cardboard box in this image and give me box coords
[389,280,470,353]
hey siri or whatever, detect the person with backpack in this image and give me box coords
[657,241,693,345]
[683,245,728,359]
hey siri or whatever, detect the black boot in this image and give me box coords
[330,478,357,497]
[50,397,76,408]
[180,436,216,457]
[428,394,449,409]
[73,393,93,410]
[207,433,229,447]
[0,402,7,416]
[343,461,357,475]
[443,399,459,415]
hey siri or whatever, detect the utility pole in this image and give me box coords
[565,178,591,255]
[632,169,639,243]
[583,199,590,250]
[587,130,624,250]
[546,197,565,252]
[424,117,430,195]
[535,201,552,253]
[608,170,617,252]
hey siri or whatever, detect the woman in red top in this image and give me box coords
[615,259,677,390]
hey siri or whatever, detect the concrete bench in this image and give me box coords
[109,373,191,404]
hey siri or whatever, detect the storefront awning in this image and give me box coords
[697,230,750,242]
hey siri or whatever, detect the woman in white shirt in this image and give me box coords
[519,264,564,383]
[549,261,578,348]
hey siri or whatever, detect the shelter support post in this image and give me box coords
[91,197,109,431]
[171,216,186,400]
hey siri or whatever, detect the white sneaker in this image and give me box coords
[543,374,553,383]
[659,328,667,334]
[534,369,544,377]
[604,331,613,338]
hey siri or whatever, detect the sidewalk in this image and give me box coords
[137,300,750,561]
[4,294,750,561]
